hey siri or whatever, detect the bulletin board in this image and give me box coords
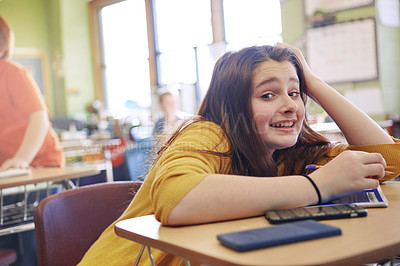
[11,52,52,113]
[305,18,378,84]
[304,0,374,17]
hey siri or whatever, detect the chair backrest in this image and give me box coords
[34,181,141,266]
[123,140,154,181]
[0,249,17,266]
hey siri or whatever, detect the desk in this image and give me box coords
[60,139,118,182]
[0,166,100,190]
[115,182,400,266]
[0,166,100,236]
[310,120,393,143]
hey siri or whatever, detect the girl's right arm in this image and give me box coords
[276,42,393,146]
[167,150,385,226]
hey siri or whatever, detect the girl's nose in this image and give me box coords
[280,95,298,114]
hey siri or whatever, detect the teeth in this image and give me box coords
[271,122,294,128]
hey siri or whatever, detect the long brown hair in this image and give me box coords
[0,16,13,60]
[154,45,332,177]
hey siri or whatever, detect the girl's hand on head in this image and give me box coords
[275,42,319,96]
[0,157,30,171]
[309,150,386,202]
[275,43,313,75]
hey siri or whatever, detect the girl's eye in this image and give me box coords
[261,93,274,99]
[289,91,300,97]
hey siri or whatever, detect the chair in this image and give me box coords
[34,181,141,266]
[50,117,86,131]
[123,137,154,181]
[0,249,17,266]
[123,147,152,181]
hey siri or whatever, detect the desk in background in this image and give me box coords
[310,120,393,143]
[0,166,100,236]
[115,182,400,266]
[60,138,121,182]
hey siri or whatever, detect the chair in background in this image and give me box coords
[123,138,154,181]
[34,181,142,266]
[50,117,86,131]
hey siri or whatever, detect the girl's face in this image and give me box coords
[251,60,305,153]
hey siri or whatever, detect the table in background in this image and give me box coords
[60,139,120,182]
[0,166,100,236]
[115,182,400,266]
[310,120,393,143]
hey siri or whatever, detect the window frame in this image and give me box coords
[89,0,280,107]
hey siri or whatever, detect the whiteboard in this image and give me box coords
[306,19,378,84]
[344,87,384,115]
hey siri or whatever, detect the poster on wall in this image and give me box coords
[306,18,378,84]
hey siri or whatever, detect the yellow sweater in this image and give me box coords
[79,121,400,266]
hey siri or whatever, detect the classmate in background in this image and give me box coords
[0,16,64,266]
[153,91,189,136]
[80,43,400,265]
[0,17,63,170]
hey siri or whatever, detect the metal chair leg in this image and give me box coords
[134,245,146,266]
[147,245,155,266]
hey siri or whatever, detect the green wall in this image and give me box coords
[281,0,400,118]
[376,11,400,115]
[281,0,304,46]
[0,0,95,118]
[0,0,48,49]
[60,0,95,119]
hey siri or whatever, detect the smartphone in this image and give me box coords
[217,220,341,252]
[265,203,367,224]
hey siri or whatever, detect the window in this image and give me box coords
[99,0,151,117]
[154,0,213,85]
[92,0,282,114]
[224,0,282,50]
[197,0,283,99]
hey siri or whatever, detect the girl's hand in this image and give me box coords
[0,157,30,171]
[275,42,320,98]
[275,42,314,77]
[310,150,386,202]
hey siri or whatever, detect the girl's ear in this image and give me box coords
[0,47,5,58]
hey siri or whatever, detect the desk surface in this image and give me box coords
[115,182,400,266]
[0,166,100,189]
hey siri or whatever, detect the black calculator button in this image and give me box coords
[266,211,281,220]
[332,204,352,213]
[304,207,325,216]
[321,206,340,215]
[277,210,295,219]
[291,208,311,217]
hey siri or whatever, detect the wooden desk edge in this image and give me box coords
[115,218,400,266]
[0,168,101,189]
[114,224,240,266]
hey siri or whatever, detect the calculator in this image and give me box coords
[265,203,368,224]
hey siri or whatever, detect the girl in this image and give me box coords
[80,43,400,265]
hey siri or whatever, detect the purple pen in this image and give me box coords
[305,164,322,171]
[305,164,395,176]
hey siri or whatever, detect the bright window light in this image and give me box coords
[224,0,282,49]
[100,0,151,116]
